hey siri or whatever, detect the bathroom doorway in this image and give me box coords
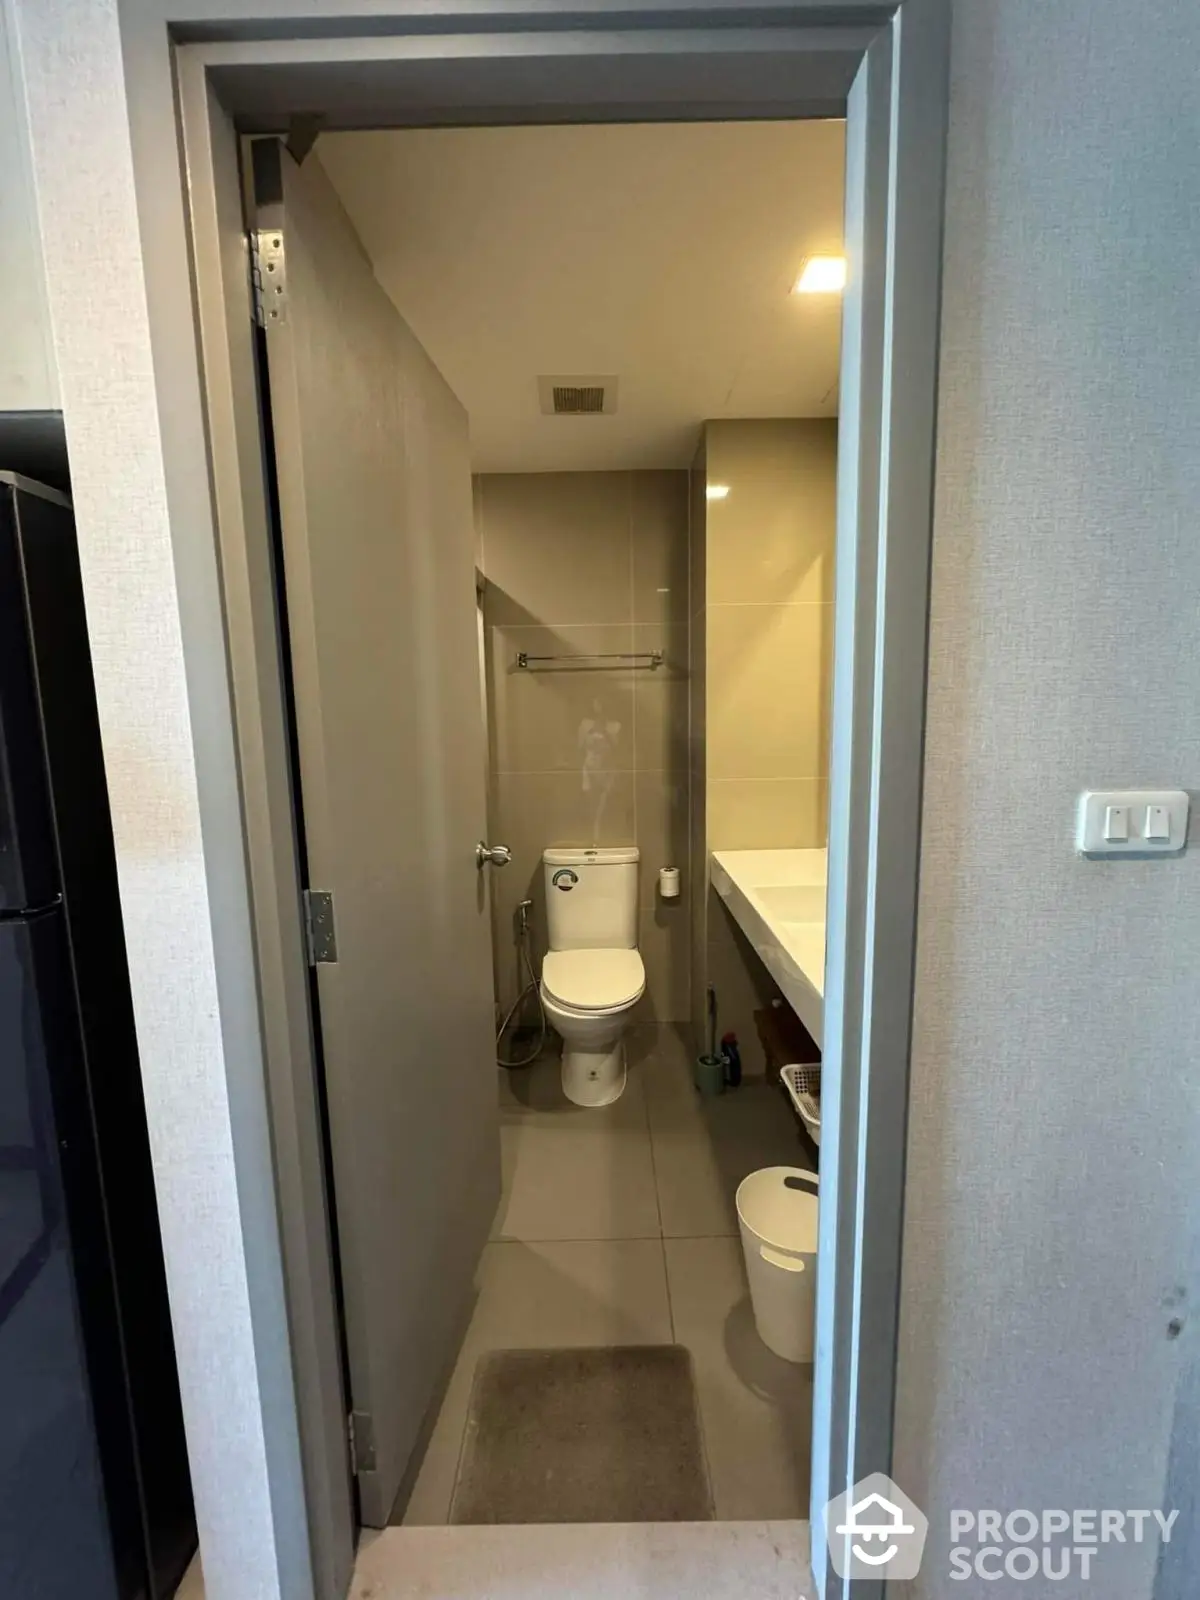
[176,9,947,1587]
[248,116,838,1533]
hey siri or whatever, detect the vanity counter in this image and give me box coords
[709,848,827,1048]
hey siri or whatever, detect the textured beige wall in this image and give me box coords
[477,470,690,1023]
[896,2,1200,1594]
[0,0,57,410]
[690,419,837,1063]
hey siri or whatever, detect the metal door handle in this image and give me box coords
[476,841,512,869]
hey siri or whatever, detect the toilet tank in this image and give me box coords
[543,847,639,950]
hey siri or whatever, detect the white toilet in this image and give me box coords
[540,846,646,1107]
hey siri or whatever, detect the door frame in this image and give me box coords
[21,4,948,1598]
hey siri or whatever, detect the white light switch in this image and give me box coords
[1103,805,1129,842]
[1077,790,1190,857]
[1145,804,1171,841]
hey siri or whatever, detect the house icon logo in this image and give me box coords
[824,1472,929,1580]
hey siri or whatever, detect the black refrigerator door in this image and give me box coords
[0,907,137,1600]
[12,478,197,1596]
[0,485,60,913]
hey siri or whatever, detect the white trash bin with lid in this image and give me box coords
[736,1166,818,1363]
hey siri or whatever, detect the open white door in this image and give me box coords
[249,138,501,1528]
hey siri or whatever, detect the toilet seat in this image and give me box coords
[542,948,645,1013]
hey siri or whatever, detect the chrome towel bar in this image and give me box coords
[515,650,663,670]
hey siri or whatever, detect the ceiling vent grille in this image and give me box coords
[538,375,618,417]
[554,385,606,414]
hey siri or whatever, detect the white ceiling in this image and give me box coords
[318,120,845,473]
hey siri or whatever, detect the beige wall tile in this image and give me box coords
[487,803,547,1013]
[497,767,636,858]
[706,475,834,606]
[478,472,633,626]
[490,874,544,1015]
[633,621,689,773]
[688,460,707,619]
[635,899,691,1024]
[631,470,689,624]
[489,622,636,775]
[473,476,485,571]
[690,773,708,869]
[689,422,836,1052]
[818,608,834,766]
[687,608,706,778]
[491,768,637,1005]
[690,917,709,1053]
[636,767,690,1026]
[689,759,708,1052]
[707,778,827,850]
[705,420,836,606]
[707,603,831,781]
[481,469,692,1017]
[635,768,689,891]
[688,688,708,1049]
[706,417,838,480]
[689,562,704,1038]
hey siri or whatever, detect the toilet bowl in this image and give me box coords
[542,948,646,1107]
[540,846,643,1107]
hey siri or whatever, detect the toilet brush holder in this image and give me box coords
[694,1053,727,1097]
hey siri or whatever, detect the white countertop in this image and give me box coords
[709,848,827,1048]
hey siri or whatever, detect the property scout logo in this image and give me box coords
[824,1474,1180,1583]
[825,1474,928,1581]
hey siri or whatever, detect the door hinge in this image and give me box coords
[249,227,288,327]
[302,889,338,965]
[348,1410,376,1477]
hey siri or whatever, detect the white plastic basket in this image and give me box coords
[780,1065,821,1145]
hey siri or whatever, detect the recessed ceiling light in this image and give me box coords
[792,256,847,294]
[706,484,730,501]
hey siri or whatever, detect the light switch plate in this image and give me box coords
[1077,790,1190,857]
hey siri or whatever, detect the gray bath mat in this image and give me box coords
[449,1345,714,1525]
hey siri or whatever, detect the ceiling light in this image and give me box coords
[792,256,847,294]
[706,484,730,501]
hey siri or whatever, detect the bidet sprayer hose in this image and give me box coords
[496,899,547,1069]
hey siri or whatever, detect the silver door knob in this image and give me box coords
[476,841,512,869]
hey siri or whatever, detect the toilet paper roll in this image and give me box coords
[658,866,681,899]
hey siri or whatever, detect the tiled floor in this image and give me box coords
[353,1521,813,1598]
[179,1520,816,1600]
[400,1023,815,1526]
